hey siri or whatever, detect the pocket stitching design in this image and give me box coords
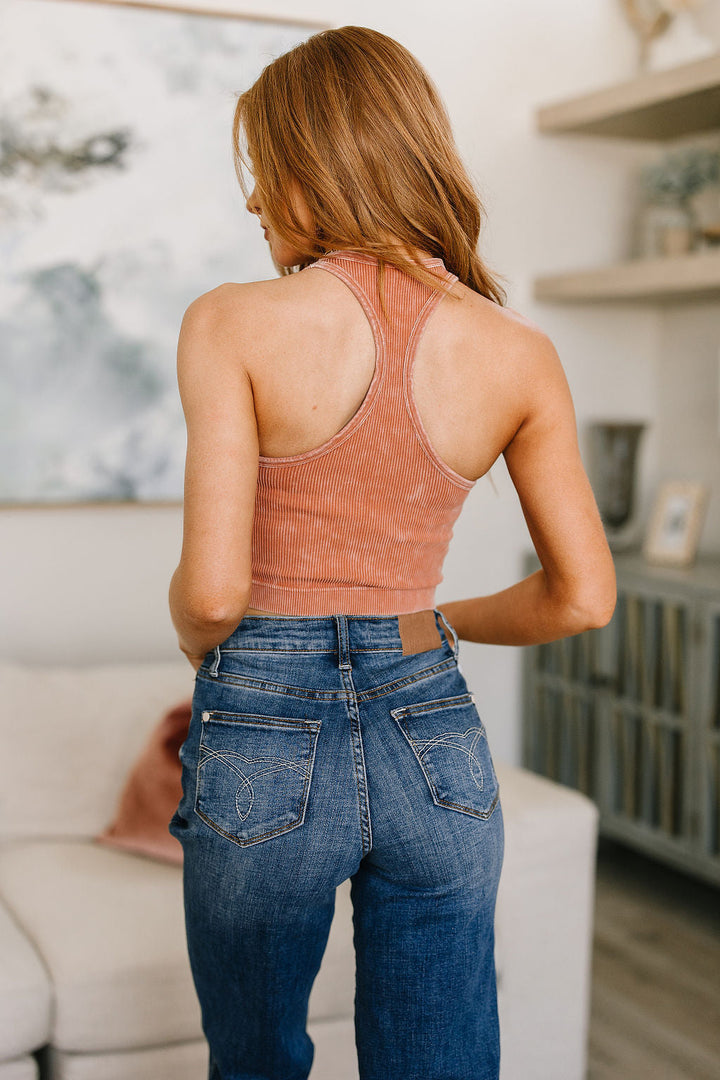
[194,711,322,847]
[391,694,500,821]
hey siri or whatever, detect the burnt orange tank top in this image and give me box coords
[248,248,476,616]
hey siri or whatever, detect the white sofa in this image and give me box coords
[0,658,599,1080]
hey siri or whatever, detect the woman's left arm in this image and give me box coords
[169,285,259,669]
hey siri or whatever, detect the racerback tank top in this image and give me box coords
[247,248,477,615]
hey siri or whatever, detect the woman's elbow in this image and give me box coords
[583,593,617,630]
[572,575,617,632]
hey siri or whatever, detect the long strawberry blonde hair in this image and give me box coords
[231,25,508,318]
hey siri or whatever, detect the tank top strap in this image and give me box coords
[399,266,459,370]
[306,253,388,359]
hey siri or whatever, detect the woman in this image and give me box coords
[168,24,616,1080]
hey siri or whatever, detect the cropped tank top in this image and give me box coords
[247,248,477,616]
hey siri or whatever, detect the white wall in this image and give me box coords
[655,300,720,546]
[3,0,716,767]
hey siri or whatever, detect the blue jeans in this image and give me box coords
[168,608,504,1080]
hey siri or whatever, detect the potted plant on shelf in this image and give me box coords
[688,148,720,248]
[637,145,720,257]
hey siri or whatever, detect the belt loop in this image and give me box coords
[208,645,221,678]
[436,609,460,661]
[334,614,352,671]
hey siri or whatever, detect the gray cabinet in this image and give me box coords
[522,549,720,886]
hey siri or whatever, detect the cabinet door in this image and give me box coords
[603,586,693,852]
[696,600,720,877]
[521,548,610,798]
[522,625,609,800]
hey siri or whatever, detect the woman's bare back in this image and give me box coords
[226,264,541,484]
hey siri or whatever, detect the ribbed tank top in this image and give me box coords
[248,248,477,616]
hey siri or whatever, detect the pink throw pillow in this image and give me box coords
[94,698,192,865]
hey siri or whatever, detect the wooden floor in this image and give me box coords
[588,837,720,1080]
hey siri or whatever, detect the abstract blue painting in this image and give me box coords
[0,0,322,503]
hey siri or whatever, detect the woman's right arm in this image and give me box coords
[438,328,616,646]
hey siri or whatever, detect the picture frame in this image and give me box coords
[642,480,709,568]
[0,0,329,509]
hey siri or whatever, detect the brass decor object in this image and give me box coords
[621,0,673,70]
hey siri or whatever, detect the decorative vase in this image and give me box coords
[587,421,647,552]
[638,198,695,257]
[688,181,720,248]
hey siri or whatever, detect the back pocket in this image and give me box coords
[194,710,322,847]
[391,693,499,820]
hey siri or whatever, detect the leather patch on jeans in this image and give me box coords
[397,609,442,655]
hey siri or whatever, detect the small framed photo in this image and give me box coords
[642,481,709,568]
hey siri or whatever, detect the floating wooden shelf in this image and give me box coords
[536,52,720,140]
[533,249,720,303]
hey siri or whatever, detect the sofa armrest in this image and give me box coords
[494,763,599,1080]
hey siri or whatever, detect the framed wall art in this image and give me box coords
[642,479,710,568]
[0,0,328,507]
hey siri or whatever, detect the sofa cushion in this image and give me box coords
[0,896,51,1060]
[0,660,194,840]
[0,1059,39,1080]
[45,1019,360,1080]
[0,839,198,1052]
[46,1041,209,1080]
[0,839,356,1053]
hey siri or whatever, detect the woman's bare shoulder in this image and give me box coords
[183,276,300,344]
[448,280,556,374]
[206,270,328,320]
[447,277,537,325]
[192,275,289,309]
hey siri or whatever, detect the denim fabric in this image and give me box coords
[169,608,504,1080]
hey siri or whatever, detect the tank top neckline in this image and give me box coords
[318,248,446,269]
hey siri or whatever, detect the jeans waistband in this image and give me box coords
[205,607,459,676]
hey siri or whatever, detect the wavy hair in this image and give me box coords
[232,25,508,318]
